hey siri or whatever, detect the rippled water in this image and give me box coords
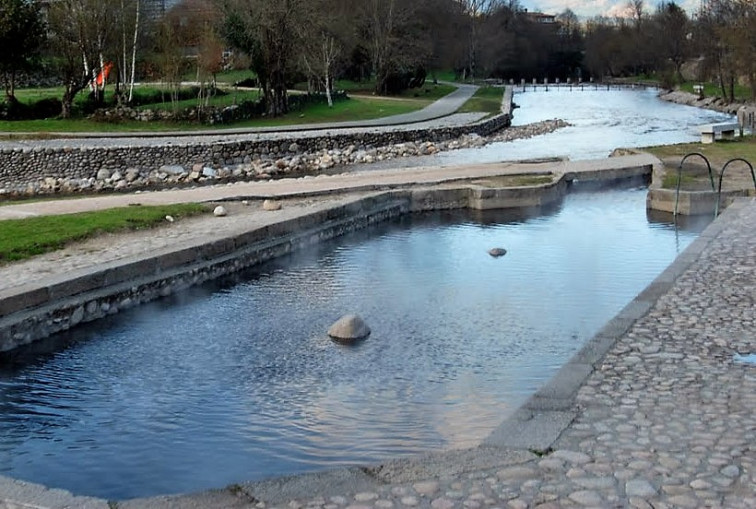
[360,88,735,170]
[0,187,709,499]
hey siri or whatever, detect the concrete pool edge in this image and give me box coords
[5,161,743,508]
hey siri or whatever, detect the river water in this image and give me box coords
[0,188,708,499]
[361,87,734,170]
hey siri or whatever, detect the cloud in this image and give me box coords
[520,0,700,18]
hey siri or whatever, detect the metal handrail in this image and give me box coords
[715,158,756,217]
[674,153,715,217]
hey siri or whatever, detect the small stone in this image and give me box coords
[413,481,439,496]
[430,498,454,509]
[488,247,507,257]
[626,479,657,497]
[328,314,370,341]
[690,479,711,490]
[263,199,282,211]
[400,496,418,506]
[552,450,591,464]
[720,465,739,478]
[165,215,174,222]
[354,493,378,502]
[213,205,228,217]
[568,490,602,505]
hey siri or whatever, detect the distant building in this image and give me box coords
[522,9,556,24]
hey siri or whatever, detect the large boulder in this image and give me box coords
[328,314,371,341]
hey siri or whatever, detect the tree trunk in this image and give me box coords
[128,0,139,103]
[61,88,75,118]
[325,71,332,107]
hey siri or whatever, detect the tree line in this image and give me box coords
[0,0,753,119]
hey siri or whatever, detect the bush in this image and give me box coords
[0,96,62,120]
[234,77,258,88]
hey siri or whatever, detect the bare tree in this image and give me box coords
[47,0,115,116]
[456,0,501,81]
[222,0,308,116]
[652,2,690,83]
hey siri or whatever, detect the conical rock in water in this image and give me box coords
[328,314,371,341]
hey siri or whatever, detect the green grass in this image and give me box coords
[230,95,427,126]
[311,79,455,100]
[679,81,752,102]
[187,69,258,85]
[0,95,428,133]
[643,136,756,190]
[643,136,756,169]
[457,86,504,115]
[0,203,207,263]
[135,89,260,111]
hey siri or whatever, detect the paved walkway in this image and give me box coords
[0,84,481,149]
[0,154,655,220]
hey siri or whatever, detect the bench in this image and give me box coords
[699,122,739,144]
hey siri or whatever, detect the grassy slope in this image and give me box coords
[0,203,207,263]
[643,136,756,189]
[1,83,456,134]
[457,86,504,116]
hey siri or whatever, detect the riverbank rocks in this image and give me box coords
[0,119,571,198]
[262,199,282,211]
[213,205,228,217]
[328,314,371,341]
[488,247,507,257]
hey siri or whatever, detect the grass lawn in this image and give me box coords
[643,136,756,189]
[230,95,428,126]
[135,88,260,111]
[0,94,433,134]
[679,82,752,103]
[0,203,207,263]
[457,86,504,116]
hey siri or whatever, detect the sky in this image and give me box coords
[519,0,701,18]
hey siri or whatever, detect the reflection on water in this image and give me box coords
[0,187,709,500]
[357,88,735,171]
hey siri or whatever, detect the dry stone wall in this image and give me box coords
[0,114,511,197]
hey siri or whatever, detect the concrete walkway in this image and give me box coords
[0,154,656,219]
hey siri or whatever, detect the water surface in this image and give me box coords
[360,88,734,170]
[0,187,708,499]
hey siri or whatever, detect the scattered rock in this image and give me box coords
[328,314,371,341]
[165,215,175,223]
[263,199,282,211]
[213,205,228,217]
[488,247,507,257]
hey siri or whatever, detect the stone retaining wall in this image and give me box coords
[0,114,511,196]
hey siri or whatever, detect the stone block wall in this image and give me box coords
[0,113,511,196]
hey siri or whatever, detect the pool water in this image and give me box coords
[0,187,708,499]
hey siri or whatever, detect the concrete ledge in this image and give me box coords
[647,187,753,216]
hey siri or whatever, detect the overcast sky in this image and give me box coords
[519,0,701,18]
